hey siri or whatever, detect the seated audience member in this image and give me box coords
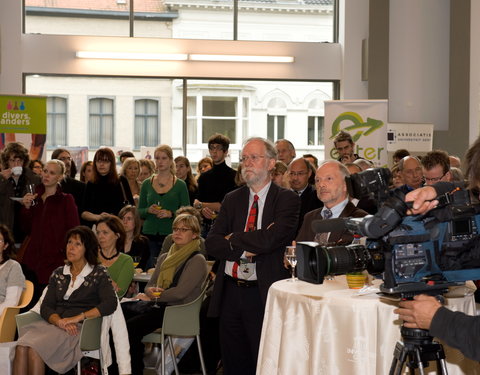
[119,205,150,271]
[138,158,156,183]
[97,215,134,298]
[393,148,410,164]
[296,160,368,244]
[79,161,94,183]
[21,160,80,302]
[13,226,117,375]
[28,159,43,176]
[288,158,323,232]
[81,148,135,226]
[449,154,462,169]
[123,214,208,375]
[271,160,289,188]
[354,158,373,171]
[196,156,213,178]
[121,157,141,204]
[396,155,424,194]
[421,149,452,185]
[0,142,41,243]
[0,224,26,316]
[160,206,206,256]
[449,167,464,183]
[345,162,362,175]
[303,153,319,169]
[390,163,404,188]
[175,156,199,205]
[275,139,296,165]
[334,131,362,164]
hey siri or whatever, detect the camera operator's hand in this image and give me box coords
[405,186,438,215]
[394,294,442,330]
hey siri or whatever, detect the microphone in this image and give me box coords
[311,218,346,234]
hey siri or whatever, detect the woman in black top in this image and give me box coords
[119,205,150,271]
[81,148,134,225]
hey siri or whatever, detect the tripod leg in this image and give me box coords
[389,342,408,375]
[413,347,425,375]
[436,358,449,375]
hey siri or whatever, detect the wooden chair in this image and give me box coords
[16,311,103,375]
[142,283,209,375]
[0,280,34,343]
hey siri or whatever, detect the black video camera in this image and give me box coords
[296,168,480,297]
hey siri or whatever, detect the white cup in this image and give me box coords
[11,166,22,176]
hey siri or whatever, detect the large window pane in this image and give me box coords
[24,0,335,42]
[25,0,130,36]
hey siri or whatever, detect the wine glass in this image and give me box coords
[151,282,162,308]
[26,184,36,206]
[285,246,297,282]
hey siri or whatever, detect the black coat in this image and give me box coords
[205,183,300,316]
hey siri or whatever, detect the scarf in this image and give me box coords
[156,239,200,289]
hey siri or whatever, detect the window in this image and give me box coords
[267,115,285,141]
[46,96,67,147]
[89,98,114,148]
[187,95,244,145]
[24,1,335,42]
[308,116,324,146]
[134,99,159,149]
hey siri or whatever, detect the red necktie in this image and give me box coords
[232,194,259,278]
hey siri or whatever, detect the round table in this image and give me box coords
[257,276,480,375]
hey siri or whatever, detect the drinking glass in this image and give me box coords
[152,283,162,308]
[26,184,36,206]
[285,246,297,282]
[132,256,141,269]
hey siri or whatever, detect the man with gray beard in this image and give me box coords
[206,137,299,375]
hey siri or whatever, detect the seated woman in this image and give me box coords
[0,224,25,316]
[119,205,150,271]
[13,226,117,375]
[123,214,208,375]
[97,215,134,298]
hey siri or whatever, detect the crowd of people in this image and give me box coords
[0,128,477,374]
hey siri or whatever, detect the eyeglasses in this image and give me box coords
[424,172,447,183]
[240,155,266,163]
[8,158,22,163]
[59,156,72,162]
[208,145,224,152]
[172,227,193,233]
[289,171,308,177]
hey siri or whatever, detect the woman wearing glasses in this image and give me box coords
[81,148,135,226]
[123,213,207,375]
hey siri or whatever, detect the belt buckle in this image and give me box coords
[236,279,248,287]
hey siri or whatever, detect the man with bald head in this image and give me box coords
[397,156,424,194]
[288,158,323,231]
[275,139,296,165]
[296,160,367,243]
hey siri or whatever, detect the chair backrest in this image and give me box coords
[161,283,209,337]
[0,280,35,343]
[79,317,102,351]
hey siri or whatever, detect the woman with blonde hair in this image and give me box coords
[138,158,155,183]
[21,159,79,299]
[121,157,141,204]
[138,145,189,268]
[196,156,213,178]
[123,213,207,375]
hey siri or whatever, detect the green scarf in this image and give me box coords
[156,239,200,289]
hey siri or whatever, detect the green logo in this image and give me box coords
[329,112,384,142]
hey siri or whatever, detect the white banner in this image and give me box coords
[324,100,388,167]
[386,123,434,152]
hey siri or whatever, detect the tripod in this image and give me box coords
[389,325,448,375]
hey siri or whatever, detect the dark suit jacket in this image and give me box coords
[297,184,323,232]
[206,183,300,316]
[296,201,368,244]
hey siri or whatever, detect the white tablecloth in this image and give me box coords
[257,276,480,375]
